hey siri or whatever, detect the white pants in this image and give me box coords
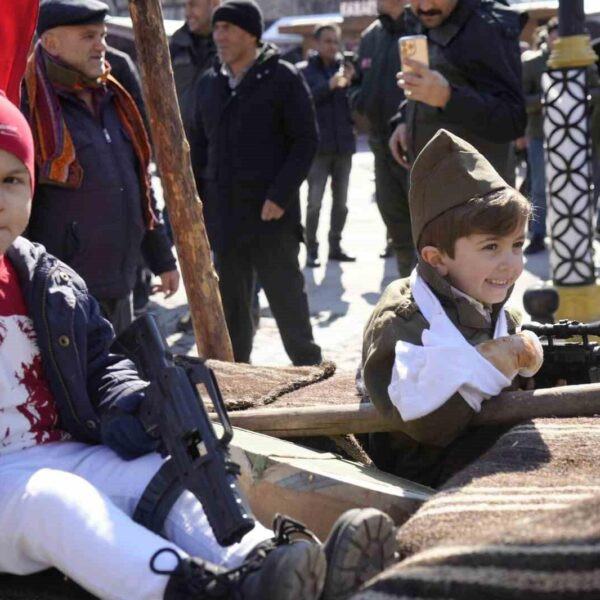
[0,442,272,600]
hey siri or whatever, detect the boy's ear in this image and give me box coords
[420,245,449,276]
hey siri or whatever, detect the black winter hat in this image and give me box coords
[37,0,109,36]
[212,0,263,40]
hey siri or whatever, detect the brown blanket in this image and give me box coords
[193,357,338,410]
[354,416,600,599]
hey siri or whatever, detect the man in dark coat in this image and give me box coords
[349,0,414,277]
[389,0,526,184]
[170,0,219,132]
[24,0,179,334]
[191,0,321,366]
[298,24,356,268]
[191,0,321,365]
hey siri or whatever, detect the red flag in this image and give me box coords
[0,0,39,105]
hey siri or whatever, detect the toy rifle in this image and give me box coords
[521,319,600,388]
[115,313,255,546]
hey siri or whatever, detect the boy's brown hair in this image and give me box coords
[418,188,531,258]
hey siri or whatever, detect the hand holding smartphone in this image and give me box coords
[397,35,450,108]
[399,35,429,72]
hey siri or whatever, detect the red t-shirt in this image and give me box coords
[0,256,70,454]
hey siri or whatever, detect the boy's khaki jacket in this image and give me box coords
[361,260,521,484]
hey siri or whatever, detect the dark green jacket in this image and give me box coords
[361,260,521,484]
[348,13,408,141]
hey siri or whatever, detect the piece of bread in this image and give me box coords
[476,330,543,379]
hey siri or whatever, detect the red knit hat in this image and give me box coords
[0,90,35,190]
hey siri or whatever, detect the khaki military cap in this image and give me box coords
[409,129,510,245]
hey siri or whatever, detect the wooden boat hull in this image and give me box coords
[229,427,434,540]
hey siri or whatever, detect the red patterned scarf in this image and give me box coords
[24,43,156,228]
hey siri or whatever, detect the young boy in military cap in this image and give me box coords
[0,90,397,599]
[362,129,539,486]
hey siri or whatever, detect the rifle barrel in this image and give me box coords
[522,319,600,339]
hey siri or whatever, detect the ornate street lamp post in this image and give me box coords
[538,0,599,320]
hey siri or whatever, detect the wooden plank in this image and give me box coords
[222,383,600,437]
[229,427,434,540]
[471,383,600,425]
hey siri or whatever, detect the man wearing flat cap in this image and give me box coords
[190,0,322,365]
[23,0,179,334]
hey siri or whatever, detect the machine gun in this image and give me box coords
[521,319,600,388]
[115,314,255,546]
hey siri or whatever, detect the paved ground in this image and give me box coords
[149,135,551,370]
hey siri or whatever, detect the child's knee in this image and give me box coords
[24,468,94,514]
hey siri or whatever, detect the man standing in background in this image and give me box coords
[389,0,526,184]
[299,24,356,268]
[349,0,414,277]
[170,0,219,131]
[191,0,322,365]
[24,0,179,334]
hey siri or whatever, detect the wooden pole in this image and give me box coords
[128,0,233,361]
[222,383,600,437]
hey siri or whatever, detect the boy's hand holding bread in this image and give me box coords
[475,330,543,380]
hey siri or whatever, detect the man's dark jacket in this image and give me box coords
[170,23,216,131]
[398,0,526,181]
[6,236,157,460]
[24,88,175,301]
[298,52,355,155]
[348,13,408,140]
[190,43,318,253]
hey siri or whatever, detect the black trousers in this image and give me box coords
[98,294,134,336]
[369,136,416,277]
[216,230,322,366]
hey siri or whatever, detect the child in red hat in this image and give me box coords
[0,91,396,600]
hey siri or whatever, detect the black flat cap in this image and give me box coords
[37,0,109,36]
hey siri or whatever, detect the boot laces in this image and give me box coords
[150,548,231,598]
[272,514,321,546]
[227,515,322,589]
[150,546,275,596]
[149,516,320,595]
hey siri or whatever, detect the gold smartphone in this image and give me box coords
[399,35,429,72]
